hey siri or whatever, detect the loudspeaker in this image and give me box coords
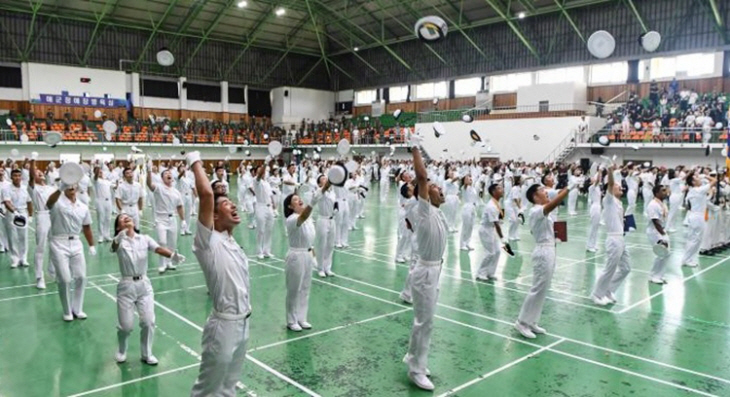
[591,148,604,155]
[627,59,639,84]
[580,158,590,171]
[182,82,188,89]
[284,90,289,97]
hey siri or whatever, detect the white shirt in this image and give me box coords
[115,233,159,276]
[588,184,602,207]
[529,205,554,245]
[313,188,336,218]
[116,181,142,207]
[151,183,183,217]
[414,199,447,262]
[28,184,55,214]
[93,178,113,202]
[254,177,274,206]
[177,174,195,199]
[193,221,250,316]
[3,183,30,212]
[646,199,667,240]
[286,214,315,249]
[481,199,502,231]
[602,194,624,234]
[50,193,92,236]
[462,186,478,206]
[687,184,712,214]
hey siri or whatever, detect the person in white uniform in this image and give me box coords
[567,168,583,216]
[29,157,55,289]
[666,168,684,233]
[115,168,143,226]
[333,178,351,248]
[3,169,32,268]
[283,182,330,331]
[313,175,337,277]
[591,166,631,305]
[254,161,275,259]
[585,172,603,253]
[0,169,9,253]
[646,185,670,284]
[459,175,478,251]
[176,166,196,235]
[46,180,96,321]
[92,166,114,243]
[476,183,508,280]
[681,172,716,267]
[442,171,460,232]
[505,177,523,241]
[187,151,251,397]
[112,213,185,365]
[147,163,185,273]
[402,146,447,391]
[514,182,569,339]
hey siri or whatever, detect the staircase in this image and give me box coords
[544,131,577,163]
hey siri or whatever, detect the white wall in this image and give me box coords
[0,88,22,101]
[27,63,127,99]
[416,116,594,163]
[336,89,354,102]
[187,100,222,112]
[139,97,179,111]
[271,87,335,125]
[517,82,587,111]
[567,145,729,168]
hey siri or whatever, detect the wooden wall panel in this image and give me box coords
[0,100,29,114]
[353,106,371,116]
[493,93,516,108]
[385,102,416,113]
[29,104,127,120]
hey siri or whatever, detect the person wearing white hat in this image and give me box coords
[567,168,583,216]
[681,172,716,267]
[476,183,505,281]
[28,157,56,289]
[254,160,275,259]
[346,173,360,231]
[379,158,391,203]
[111,213,185,365]
[46,179,96,321]
[666,168,685,233]
[45,162,59,187]
[313,175,337,277]
[402,146,447,391]
[0,169,9,253]
[333,172,351,249]
[441,170,460,233]
[282,182,329,332]
[3,169,32,268]
[505,176,523,240]
[115,167,143,227]
[640,168,656,216]
[514,181,570,339]
[92,166,114,244]
[591,165,631,306]
[147,161,185,274]
[585,172,603,253]
[176,165,196,235]
[646,185,670,284]
[186,151,251,397]
[624,165,640,216]
[459,174,478,251]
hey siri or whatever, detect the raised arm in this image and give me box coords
[297,181,330,226]
[543,188,569,215]
[188,152,214,229]
[412,148,428,200]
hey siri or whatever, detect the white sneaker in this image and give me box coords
[325,271,335,277]
[514,321,536,339]
[683,262,698,268]
[63,314,74,322]
[257,254,264,260]
[460,246,470,251]
[36,278,46,290]
[73,312,88,320]
[115,352,127,363]
[264,253,272,258]
[158,265,167,274]
[529,324,547,334]
[586,248,597,253]
[649,278,665,285]
[97,238,104,244]
[408,372,434,391]
[299,321,312,330]
[287,323,302,332]
[475,276,490,282]
[10,262,18,269]
[592,295,610,306]
[318,271,327,278]
[141,355,159,366]
[399,292,412,304]
[395,257,406,263]
[166,264,177,271]
[606,292,617,304]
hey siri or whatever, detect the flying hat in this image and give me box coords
[12,214,26,228]
[93,110,102,118]
[587,30,616,59]
[414,15,448,42]
[469,130,482,143]
[327,163,349,186]
[336,139,351,156]
[393,109,402,119]
[156,47,175,66]
[652,241,670,256]
[59,162,84,186]
[345,160,359,173]
[639,31,661,52]
[44,131,63,147]
[462,114,473,123]
[433,121,446,138]
[598,135,610,146]
[268,140,283,156]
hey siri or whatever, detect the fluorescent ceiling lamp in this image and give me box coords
[275,7,285,16]
[518,12,526,19]
[237,1,247,8]
[354,47,359,51]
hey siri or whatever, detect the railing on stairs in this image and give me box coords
[544,131,577,164]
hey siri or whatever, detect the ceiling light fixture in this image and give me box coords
[237,1,247,8]
[275,7,286,16]
[354,47,359,52]
[517,12,526,19]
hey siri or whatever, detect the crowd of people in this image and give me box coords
[1,140,729,393]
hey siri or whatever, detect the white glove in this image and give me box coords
[171,252,186,264]
[89,246,97,256]
[186,151,202,167]
[147,160,153,169]
[180,220,188,231]
[409,134,424,148]
[265,155,272,164]
[30,152,38,160]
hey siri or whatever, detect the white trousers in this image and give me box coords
[477,228,500,278]
[50,238,86,316]
[335,202,350,246]
[506,206,520,240]
[255,204,274,255]
[182,194,194,233]
[348,199,358,229]
[404,260,442,375]
[316,218,335,273]
[626,189,638,216]
[460,204,476,249]
[681,213,706,265]
[117,278,155,358]
[379,180,389,202]
[592,235,631,298]
[96,198,112,240]
[667,194,682,230]
[0,214,7,251]
[34,212,51,279]
[6,211,28,265]
[396,217,412,260]
[518,245,555,326]
[648,234,671,279]
[156,216,178,269]
[443,195,459,229]
[586,203,601,250]
[568,189,579,214]
[122,205,140,227]
[285,250,314,325]
[190,315,250,397]
[641,188,653,215]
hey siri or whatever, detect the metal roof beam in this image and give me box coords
[132,0,181,70]
[222,4,277,79]
[431,5,503,68]
[483,0,540,61]
[553,0,585,43]
[169,2,208,49]
[296,58,323,86]
[624,0,648,33]
[181,0,237,73]
[22,1,43,59]
[708,0,724,29]
[304,0,331,78]
[378,0,449,66]
[321,31,380,74]
[82,0,119,65]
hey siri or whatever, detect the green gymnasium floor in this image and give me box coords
[1,181,729,397]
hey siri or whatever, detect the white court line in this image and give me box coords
[67,363,201,397]
[154,273,281,296]
[436,339,566,397]
[617,255,730,314]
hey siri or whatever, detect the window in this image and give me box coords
[454,77,482,97]
[415,81,447,100]
[491,72,531,92]
[355,89,377,105]
[389,85,408,102]
[536,66,584,84]
[639,53,717,80]
[590,62,628,84]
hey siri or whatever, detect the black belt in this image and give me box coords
[68,236,76,240]
[132,276,142,281]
